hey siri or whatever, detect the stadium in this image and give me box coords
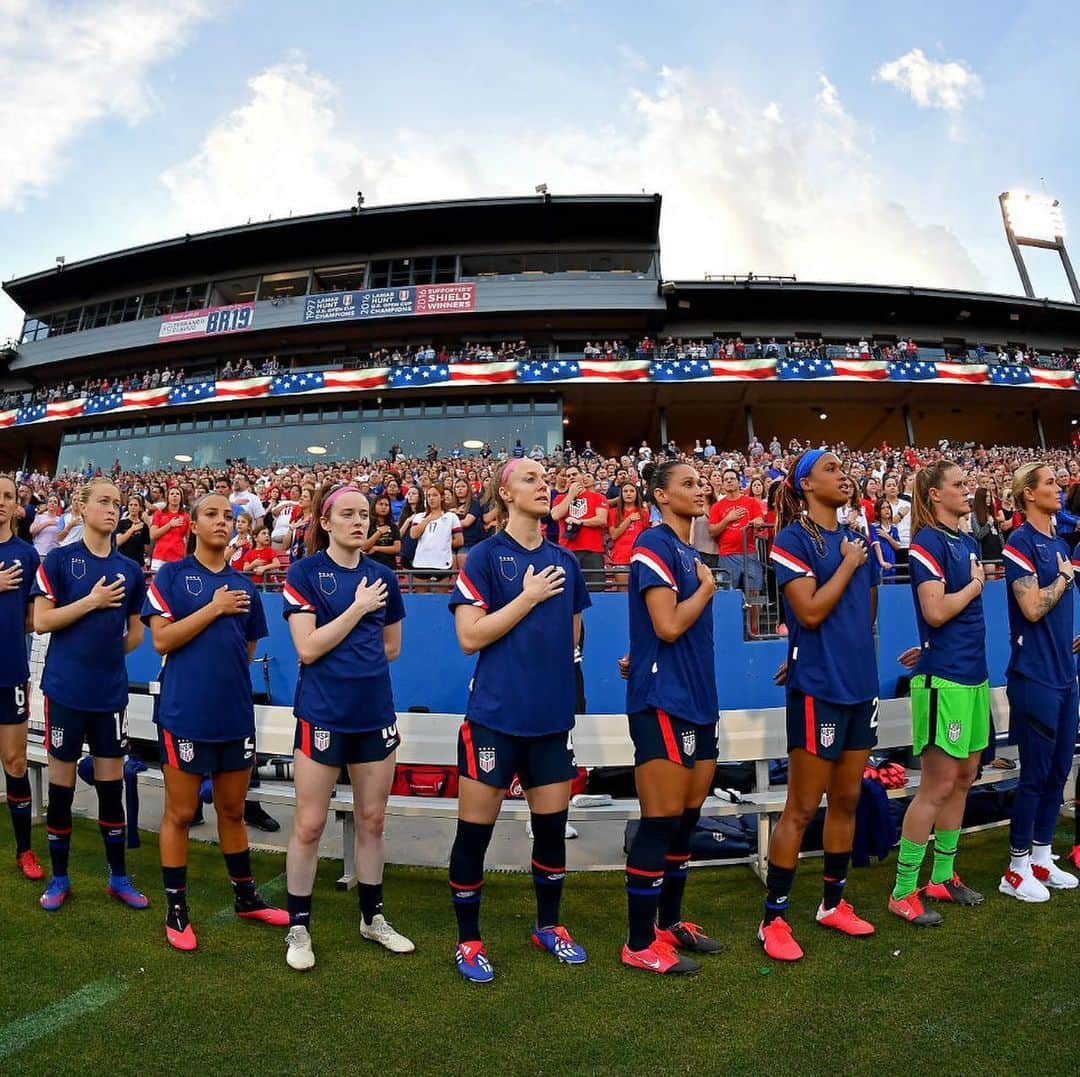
[3,191,1080,1075]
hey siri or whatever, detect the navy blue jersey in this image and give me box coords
[449,531,590,737]
[1003,522,1077,689]
[0,536,39,688]
[908,526,988,685]
[141,556,268,741]
[770,522,880,705]
[283,550,405,733]
[32,541,145,711]
[626,524,718,727]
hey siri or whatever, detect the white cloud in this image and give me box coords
[161,60,984,292]
[763,101,782,124]
[0,0,212,210]
[877,48,981,111]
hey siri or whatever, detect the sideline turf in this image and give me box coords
[0,816,1076,1075]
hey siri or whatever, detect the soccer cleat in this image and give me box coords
[888,891,944,926]
[165,905,197,952]
[531,925,587,964]
[455,940,494,983]
[815,899,875,936]
[620,940,701,975]
[654,920,724,955]
[1069,845,1080,870]
[757,918,803,961]
[244,802,281,833]
[39,876,70,911]
[235,895,290,926]
[16,850,44,881]
[360,914,416,954]
[1032,860,1078,890]
[107,875,150,909]
[923,875,984,906]
[285,926,315,971]
[524,820,579,840]
[998,869,1050,903]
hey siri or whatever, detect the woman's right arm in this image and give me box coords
[148,513,169,541]
[147,585,249,654]
[782,538,867,630]
[454,566,565,654]
[29,514,51,536]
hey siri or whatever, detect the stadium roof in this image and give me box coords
[4,193,663,313]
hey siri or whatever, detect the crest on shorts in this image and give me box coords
[820,723,836,749]
[184,575,203,597]
[50,726,63,749]
[318,572,337,596]
[178,739,195,763]
[682,730,696,756]
[314,728,331,751]
[70,558,86,580]
[947,721,962,744]
[478,747,496,773]
[498,556,518,582]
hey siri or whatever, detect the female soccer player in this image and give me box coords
[622,461,721,976]
[142,493,286,950]
[888,461,988,927]
[31,477,148,911]
[760,449,879,961]
[281,483,412,971]
[999,462,1079,900]
[0,475,43,879]
[447,458,590,983]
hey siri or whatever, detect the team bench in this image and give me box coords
[24,687,1044,886]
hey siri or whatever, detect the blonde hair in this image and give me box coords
[1012,461,1048,507]
[75,476,120,508]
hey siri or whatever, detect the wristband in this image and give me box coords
[1058,571,1074,587]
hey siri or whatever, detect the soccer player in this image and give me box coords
[888,461,988,927]
[761,449,879,961]
[0,475,43,879]
[622,460,722,976]
[31,478,148,911]
[282,484,413,972]
[999,462,1079,900]
[447,458,590,983]
[142,493,287,950]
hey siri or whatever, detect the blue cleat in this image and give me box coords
[108,875,150,909]
[40,876,71,911]
[531,925,587,964]
[455,940,494,983]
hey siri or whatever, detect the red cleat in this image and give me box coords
[1069,845,1080,871]
[236,904,289,927]
[16,850,44,881]
[758,917,803,961]
[620,940,701,975]
[815,899,875,936]
[166,922,198,951]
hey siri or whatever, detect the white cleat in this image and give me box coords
[999,869,1051,903]
[360,914,416,954]
[1032,860,1078,890]
[285,925,315,971]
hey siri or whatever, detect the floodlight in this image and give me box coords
[999,190,1080,303]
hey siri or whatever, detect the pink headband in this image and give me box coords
[500,458,528,486]
[321,484,359,514]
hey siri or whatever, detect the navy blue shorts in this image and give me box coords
[458,720,577,791]
[294,718,400,766]
[159,726,254,774]
[44,696,126,762]
[786,689,878,761]
[0,682,28,725]
[628,708,718,769]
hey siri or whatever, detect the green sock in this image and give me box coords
[892,836,928,900]
[930,829,961,885]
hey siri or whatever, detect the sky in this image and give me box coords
[3,0,1080,342]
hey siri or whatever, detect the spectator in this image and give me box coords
[149,487,190,570]
[365,495,402,570]
[869,499,900,577]
[230,474,265,527]
[226,512,255,568]
[970,487,1006,565]
[550,464,609,591]
[608,483,647,588]
[115,493,152,566]
[406,484,462,593]
[708,467,766,630]
[451,477,486,571]
[29,494,63,557]
[14,484,36,541]
[238,525,281,583]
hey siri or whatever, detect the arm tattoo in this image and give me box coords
[1013,574,1063,619]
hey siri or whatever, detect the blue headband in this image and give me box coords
[791,449,828,498]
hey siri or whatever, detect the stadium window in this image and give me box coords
[312,264,366,293]
[389,260,412,288]
[341,405,359,420]
[412,256,435,284]
[367,260,391,289]
[210,276,259,306]
[403,404,422,417]
[524,253,556,274]
[62,308,82,334]
[446,403,465,416]
[257,270,309,301]
[227,414,245,428]
[560,252,589,273]
[458,255,494,278]
[511,401,531,415]
[179,418,194,431]
[283,408,301,424]
[195,417,210,431]
[434,256,457,282]
[105,299,126,326]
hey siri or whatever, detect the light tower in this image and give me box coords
[999,190,1080,303]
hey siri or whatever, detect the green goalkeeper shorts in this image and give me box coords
[910,675,991,759]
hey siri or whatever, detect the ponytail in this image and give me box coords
[910,460,958,536]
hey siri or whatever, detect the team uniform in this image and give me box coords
[626,525,719,763]
[32,542,146,761]
[1000,523,1080,898]
[908,526,990,758]
[283,550,405,765]
[142,556,267,771]
[447,530,590,981]
[770,524,880,760]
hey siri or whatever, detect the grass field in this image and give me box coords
[0,815,1077,1076]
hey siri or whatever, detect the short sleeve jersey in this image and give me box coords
[141,556,268,741]
[559,491,608,553]
[769,523,880,704]
[32,541,146,711]
[1003,522,1077,689]
[709,495,764,556]
[908,526,987,685]
[626,524,718,726]
[283,550,405,733]
[0,535,39,688]
[449,532,590,737]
